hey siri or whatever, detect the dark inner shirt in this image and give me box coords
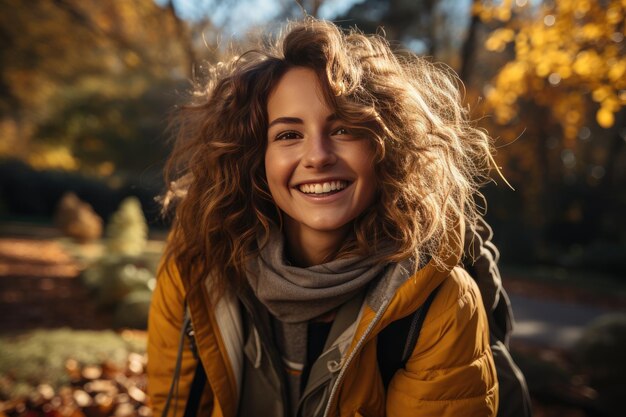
[301,320,332,392]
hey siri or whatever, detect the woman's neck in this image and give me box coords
[283,219,350,267]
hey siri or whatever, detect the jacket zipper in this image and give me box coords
[322,297,392,417]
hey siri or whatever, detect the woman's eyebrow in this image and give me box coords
[268,117,302,128]
[268,114,338,128]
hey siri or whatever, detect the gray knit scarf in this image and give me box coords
[244,228,393,415]
[245,227,389,323]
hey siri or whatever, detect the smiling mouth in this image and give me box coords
[297,180,350,195]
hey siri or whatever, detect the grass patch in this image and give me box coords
[0,328,145,399]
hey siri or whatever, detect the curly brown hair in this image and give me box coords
[161,18,494,296]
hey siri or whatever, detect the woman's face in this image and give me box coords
[264,67,377,239]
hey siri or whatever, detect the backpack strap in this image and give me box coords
[162,307,197,417]
[183,309,206,417]
[184,362,206,417]
[377,284,441,389]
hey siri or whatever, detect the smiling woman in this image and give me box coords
[147,17,512,417]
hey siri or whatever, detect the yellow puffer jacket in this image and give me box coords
[147,233,498,417]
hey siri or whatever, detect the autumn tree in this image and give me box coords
[473,0,626,263]
[0,0,196,173]
[478,0,624,142]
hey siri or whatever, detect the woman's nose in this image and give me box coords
[302,134,336,169]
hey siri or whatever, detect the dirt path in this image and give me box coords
[0,238,113,332]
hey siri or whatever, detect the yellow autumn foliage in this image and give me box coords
[573,50,604,77]
[608,59,626,82]
[473,0,514,22]
[592,86,611,103]
[479,0,625,141]
[27,145,80,171]
[485,28,516,52]
[597,107,615,128]
[581,23,603,41]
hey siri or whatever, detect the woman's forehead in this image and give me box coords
[267,67,333,121]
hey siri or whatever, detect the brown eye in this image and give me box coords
[331,127,351,136]
[275,131,301,140]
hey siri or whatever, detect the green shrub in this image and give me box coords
[106,197,148,256]
[113,290,153,330]
[81,255,155,308]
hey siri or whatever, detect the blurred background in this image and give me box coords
[0,0,624,416]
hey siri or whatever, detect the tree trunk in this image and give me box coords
[309,0,324,17]
[459,0,481,83]
[425,0,437,58]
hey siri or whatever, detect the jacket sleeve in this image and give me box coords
[147,258,213,417]
[386,267,499,417]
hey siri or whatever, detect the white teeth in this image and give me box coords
[298,181,348,194]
